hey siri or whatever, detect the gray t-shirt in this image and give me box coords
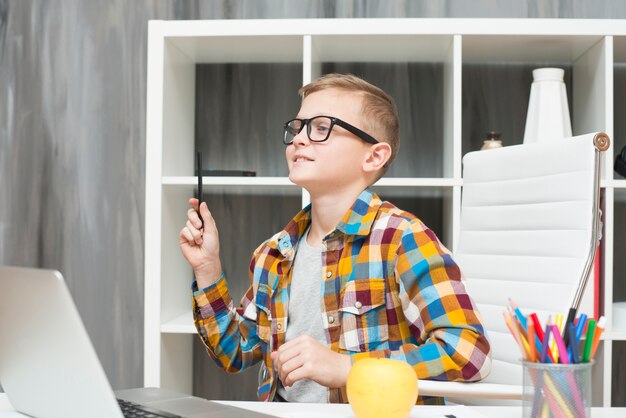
[277,228,327,403]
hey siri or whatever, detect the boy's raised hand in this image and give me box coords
[179,198,222,289]
[270,335,351,389]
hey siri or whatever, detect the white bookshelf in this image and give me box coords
[145,18,626,405]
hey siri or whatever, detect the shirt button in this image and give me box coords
[326,271,332,278]
[327,315,335,324]
[355,301,362,309]
[277,323,282,331]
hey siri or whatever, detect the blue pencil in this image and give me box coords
[567,322,580,363]
[575,313,587,341]
[509,298,527,330]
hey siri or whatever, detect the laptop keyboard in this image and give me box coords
[117,398,182,418]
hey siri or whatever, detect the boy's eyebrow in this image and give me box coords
[294,113,326,119]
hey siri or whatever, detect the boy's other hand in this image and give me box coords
[179,198,222,289]
[270,335,351,389]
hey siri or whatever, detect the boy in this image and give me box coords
[179,74,491,404]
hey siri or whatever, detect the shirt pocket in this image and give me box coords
[255,282,272,344]
[338,278,389,352]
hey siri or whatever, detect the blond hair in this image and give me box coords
[298,73,399,180]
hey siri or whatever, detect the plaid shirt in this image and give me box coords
[192,189,491,403]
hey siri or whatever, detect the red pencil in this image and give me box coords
[529,312,556,363]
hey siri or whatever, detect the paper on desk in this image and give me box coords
[280,405,487,418]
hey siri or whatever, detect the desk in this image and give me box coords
[1,393,625,417]
[217,400,626,418]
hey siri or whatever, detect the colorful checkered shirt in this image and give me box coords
[192,189,492,403]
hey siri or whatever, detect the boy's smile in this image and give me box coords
[293,153,314,163]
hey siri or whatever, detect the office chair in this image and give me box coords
[418,132,610,404]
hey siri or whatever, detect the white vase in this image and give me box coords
[522,68,572,144]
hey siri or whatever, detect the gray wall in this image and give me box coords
[2,0,626,405]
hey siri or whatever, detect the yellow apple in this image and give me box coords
[346,358,418,418]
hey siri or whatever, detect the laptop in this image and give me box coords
[0,266,278,418]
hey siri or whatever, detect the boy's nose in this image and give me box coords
[291,128,310,146]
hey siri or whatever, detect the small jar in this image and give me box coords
[481,131,503,150]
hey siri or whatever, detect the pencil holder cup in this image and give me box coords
[522,361,593,418]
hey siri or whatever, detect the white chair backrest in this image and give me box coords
[456,133,599,387]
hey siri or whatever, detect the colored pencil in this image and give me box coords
[528,320,537,362]
[540,317,553,363]
[562,307,578,349]
[582,318,597,363]
[503,310,529,360]
[590,316,606,361]
[566,322,579,363]
[575,313,588,342]
[552,313,563,362]
[551,324,569,364]
[509,298,528,329]
[530,313,556,363]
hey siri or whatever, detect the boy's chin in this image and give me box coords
[288,173,311,187]
[288,174,324,194]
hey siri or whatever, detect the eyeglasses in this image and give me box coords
[283,116,379,145]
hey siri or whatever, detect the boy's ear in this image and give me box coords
[363,142,392,173]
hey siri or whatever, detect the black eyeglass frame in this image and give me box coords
[283,116,380,145]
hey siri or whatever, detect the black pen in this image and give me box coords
[197,151,204,229]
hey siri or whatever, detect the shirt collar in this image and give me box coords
[334,189,382,237]
[271,189,382,258]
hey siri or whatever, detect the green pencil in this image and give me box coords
[582,318,597,363]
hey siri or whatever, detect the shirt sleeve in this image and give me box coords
[192,260,264,374]
[352,220,492,382]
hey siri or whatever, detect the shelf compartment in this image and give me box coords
[461,62,568,156]
[160,189,303,338]
[194,63,302,178]
[461,36,611,164]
